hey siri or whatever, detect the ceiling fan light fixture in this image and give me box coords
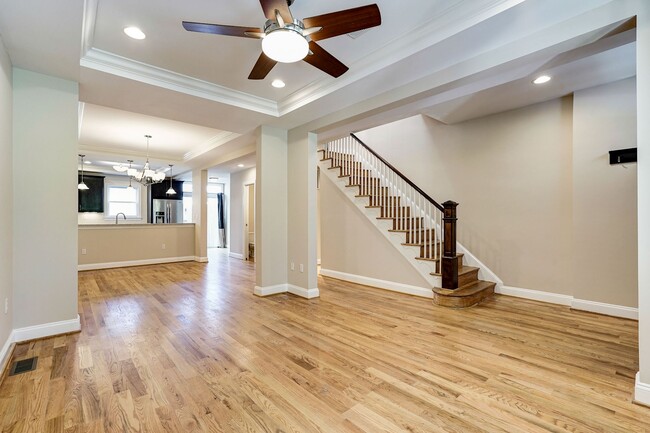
[262,28,309,63]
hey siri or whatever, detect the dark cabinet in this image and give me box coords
[150,180,184,200]
[78,174,105,213]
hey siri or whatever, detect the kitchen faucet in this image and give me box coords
[115,213,127,224]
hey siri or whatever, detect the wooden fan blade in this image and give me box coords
[303,41,348,78]
[182,21,264,38]
[259,0,293,24]
[303,4,381,41]
[248,52,278,80]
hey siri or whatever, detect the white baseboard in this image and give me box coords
[317,259,321,265]
[0,330,15,373]
[635,372,650,406]
[497,286,573,306]
[13,315,81,343]
[497,285,637,320]
[229,252,244,260]
[194,256,209,263]
[320,269,433,299]
[254,284,288,297]
[254,284,320,299]
[288,284,320,299]
[571,299,638,320]
[78,256,195,271]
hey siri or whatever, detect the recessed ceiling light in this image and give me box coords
[271,79,286,88]
[124,26,146,40]
[237,164,245,168]
[533,75,551,85]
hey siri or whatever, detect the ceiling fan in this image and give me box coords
[182,0,381,80]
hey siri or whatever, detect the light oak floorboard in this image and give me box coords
[0,251,647,432]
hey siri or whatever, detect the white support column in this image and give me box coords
[287,130,319,298]
[254,126,289,295]
[192,169,208,262]
[636,0,650,406]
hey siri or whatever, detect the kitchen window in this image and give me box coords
[105,184,140,218]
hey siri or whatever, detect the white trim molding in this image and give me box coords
[635,373,650,407]
[13,316,81,343]
[81,48,278,116]
[254,284,288,297]
[78,256,195,271]
[497,286,573,306]
[0,330,15,373]
[320,269,433,299]
[229,252,244,260]
[254,284,320,299]
[194,256,209,263]
[571,299,638,320]
[497,286,638,320]
[287,285,320,299]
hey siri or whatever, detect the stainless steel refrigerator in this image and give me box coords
[152,199,183,224]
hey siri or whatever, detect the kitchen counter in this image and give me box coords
[78,223,196,270]
[79,223,194,229]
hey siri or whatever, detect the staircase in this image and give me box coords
[318,134,496,308]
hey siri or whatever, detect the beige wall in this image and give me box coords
[192,169,208,260]
[356,99,574,295]
[572,78,637,307]
[256,126,288,288]
[320,173,431,288]
[0,38,12,352]
[287,131,318,291]
[13,69,79,328]
[78,173,148,224]
[229,167,255,258]
[347,79,637,307]
[79,224,195,266]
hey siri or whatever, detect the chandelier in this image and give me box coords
[116,135,166,186]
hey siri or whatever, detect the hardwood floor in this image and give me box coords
[0,251,647,432]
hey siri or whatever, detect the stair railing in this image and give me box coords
[324,134,459,290]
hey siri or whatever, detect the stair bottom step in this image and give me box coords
[432,280,495,308]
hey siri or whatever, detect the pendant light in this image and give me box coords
[130,135,166,186]
[166,164,176,195]
[126,160,135,191]
[78,154,89,190]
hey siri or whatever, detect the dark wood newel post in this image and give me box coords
[442,200,459,290]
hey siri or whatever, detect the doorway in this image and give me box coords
[244,183,255,261]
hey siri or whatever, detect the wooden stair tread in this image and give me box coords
[433,280,495,297]
[414,253,464,262]
[432,280,495,308]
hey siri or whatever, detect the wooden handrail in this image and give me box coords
[350,133,444,212]
[348,133,459,290]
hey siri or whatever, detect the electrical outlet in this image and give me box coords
[162,243,166,250]
[300,264,304,273]
[4,298,8,315]
[81,248,87,255]
[291,261,295,271]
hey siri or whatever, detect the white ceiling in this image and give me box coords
[0,0,639,179]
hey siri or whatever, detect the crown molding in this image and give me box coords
[78,144,183,162]
[79,0,524,119]
[276,0,525,115]
[183,131,242,161]
[81,0,98,57]
[81,48,279,116]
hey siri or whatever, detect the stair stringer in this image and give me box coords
[319,160,440,291]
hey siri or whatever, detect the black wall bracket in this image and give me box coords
[609,147,637,165]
